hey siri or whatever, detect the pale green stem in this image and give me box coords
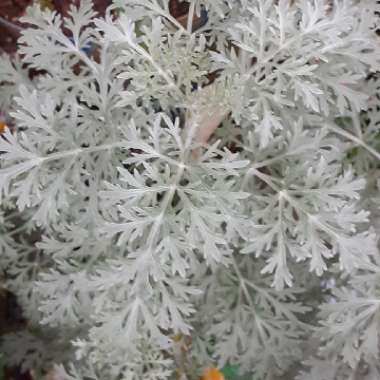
[327,124,380,162]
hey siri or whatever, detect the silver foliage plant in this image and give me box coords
[1,0,380,379]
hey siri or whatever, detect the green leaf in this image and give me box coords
[221,365,239,379]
